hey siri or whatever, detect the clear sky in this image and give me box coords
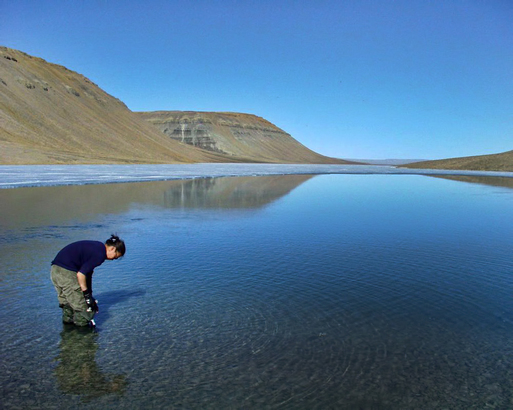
[1,0,512,160]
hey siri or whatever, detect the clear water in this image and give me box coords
[1,174,512,409]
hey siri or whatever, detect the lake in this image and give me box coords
[1,172,512,409]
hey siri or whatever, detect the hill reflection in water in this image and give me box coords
[428,175,513,189]
[0,175,313,230]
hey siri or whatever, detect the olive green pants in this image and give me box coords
[51,265,94,326]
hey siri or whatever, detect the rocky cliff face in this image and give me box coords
[137,112,294,154]
[136,111,347,164]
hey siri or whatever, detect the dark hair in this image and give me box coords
[105,234,126,256]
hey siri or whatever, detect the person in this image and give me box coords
[51,235,126,327]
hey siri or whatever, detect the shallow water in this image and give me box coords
[1,174,512,409]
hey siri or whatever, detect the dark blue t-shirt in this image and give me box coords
[52,240,107,276]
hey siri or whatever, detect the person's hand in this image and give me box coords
[83,290,99,313]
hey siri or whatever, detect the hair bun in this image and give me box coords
[105,234,126,256]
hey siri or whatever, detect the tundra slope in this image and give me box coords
[0,47,348,165]
[402,150,513,172]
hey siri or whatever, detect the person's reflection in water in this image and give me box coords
[54,325,127,402]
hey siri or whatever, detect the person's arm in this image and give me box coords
[78,272,98,312]
[86,273,93,293]
[77,272,88,291]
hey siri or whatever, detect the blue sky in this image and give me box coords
[1,0,512,160]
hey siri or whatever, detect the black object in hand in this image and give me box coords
[83,290,99,312]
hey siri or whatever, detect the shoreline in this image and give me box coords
[1,163,513,189]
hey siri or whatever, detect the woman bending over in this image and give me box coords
[51,235,126,327]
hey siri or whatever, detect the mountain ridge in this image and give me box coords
[0,46,349,165]
[1,46,510,170]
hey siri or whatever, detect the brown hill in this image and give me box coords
[136,111,347,164]
[401,150,513,172]
[0,47,348,165]
[0,47,240,164]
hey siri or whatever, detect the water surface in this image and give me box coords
[1,174,512,409]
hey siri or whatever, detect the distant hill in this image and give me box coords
[136,111,347,164]
[401,150,513,172]
[348,159,427,165]
[0,47,349,165]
